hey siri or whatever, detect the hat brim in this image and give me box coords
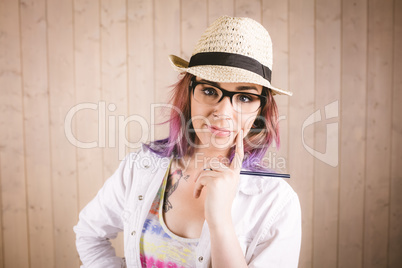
[168,55,293,96]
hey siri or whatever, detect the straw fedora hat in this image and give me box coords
[168,16,292,96]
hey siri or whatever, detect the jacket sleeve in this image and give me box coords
[248,192,302,268]
[73,155,133,268]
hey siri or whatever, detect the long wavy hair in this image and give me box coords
[147,73,280,171]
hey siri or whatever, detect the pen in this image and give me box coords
[203,168,290,178]
[240,170,290,179]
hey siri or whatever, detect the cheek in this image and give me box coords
[239,113,258,136]
[190,99,210,130]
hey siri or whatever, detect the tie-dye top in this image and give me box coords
[139,167,199,268]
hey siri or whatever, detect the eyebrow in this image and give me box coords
[235,86,259,92]
[198,79,259,92]
[198,79,220,87]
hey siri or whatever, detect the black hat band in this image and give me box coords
[188,52,272,82]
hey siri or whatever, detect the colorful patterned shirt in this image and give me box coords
[139,167,199,268]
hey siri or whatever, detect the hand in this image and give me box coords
[193,130,245,228]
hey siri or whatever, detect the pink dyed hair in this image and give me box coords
[148,73,280,170]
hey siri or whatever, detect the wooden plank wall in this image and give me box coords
[339,0,367,267]
[0,0,401,267]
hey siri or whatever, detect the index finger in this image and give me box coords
[230,129,244,171]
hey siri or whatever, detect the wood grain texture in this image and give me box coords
[100,0,128,256]
[74,0,104,211]
[262,0,289,174]
[0,1,401,267]
[208,0,234,23]
[181,0,208,60]
[389,0,402,266]
[0,0,30,267]
[127,0,154,151]
[101,0,128,170]
[288,0,315,267]
[339,0,367,267]
[235,0,261,22]
[313,0,341,267]
[19,0,55,266]
[153,0,180,140]
[364,0,393,267]
[46,0,79,266]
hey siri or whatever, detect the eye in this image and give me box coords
[201,87,218,96]
[236,93,255,103]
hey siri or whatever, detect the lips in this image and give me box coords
[207,125,232,137]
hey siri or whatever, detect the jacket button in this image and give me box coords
[138,195,143,200]
[198,256,203,262]
[131,230,136,236]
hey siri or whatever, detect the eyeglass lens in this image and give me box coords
[193,83,262,113]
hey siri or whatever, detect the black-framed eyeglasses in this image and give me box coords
[189,77,266,113]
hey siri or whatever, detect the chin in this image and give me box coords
[197,134,234,150]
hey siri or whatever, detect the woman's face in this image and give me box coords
[190,77,263,151]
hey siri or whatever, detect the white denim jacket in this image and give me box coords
[74,145,302,268]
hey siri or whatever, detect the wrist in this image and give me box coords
[208,219,248,268]
[208,218,235,236]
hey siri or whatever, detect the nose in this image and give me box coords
[214,95,235,119]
